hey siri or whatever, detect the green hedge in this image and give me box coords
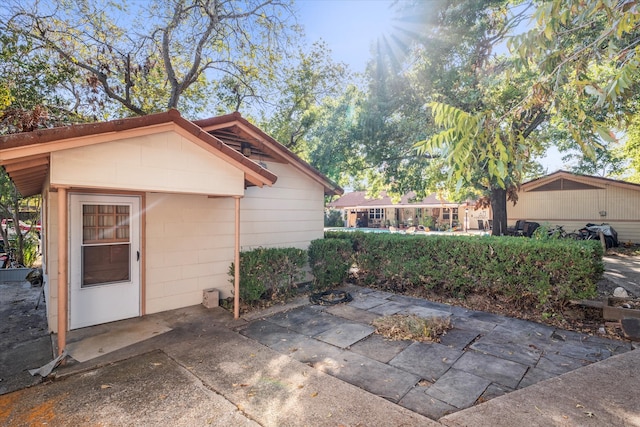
[308,238,354,291]
[325,231,602,310]
[228,247,307,303]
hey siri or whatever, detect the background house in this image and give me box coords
[327,191,491,231]
[509,171,640,243]
[0,110,341,353]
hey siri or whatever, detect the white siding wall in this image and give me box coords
[145,161,324,313]
[240,162,325,250]
[509,185,640,243]
[145,192,236,314]
[50,131,244,196]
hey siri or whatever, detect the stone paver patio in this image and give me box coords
[238,285,633,420]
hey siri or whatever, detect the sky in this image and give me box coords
[295,0,397,74]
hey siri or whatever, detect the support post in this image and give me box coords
[234,196,241,319]
[57,187,68,356]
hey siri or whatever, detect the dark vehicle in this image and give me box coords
[578,223,619,248]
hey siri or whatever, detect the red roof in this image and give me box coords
[327,191,456,209]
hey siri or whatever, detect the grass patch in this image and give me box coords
[372,314,451,343]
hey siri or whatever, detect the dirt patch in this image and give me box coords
[372,314,451,343]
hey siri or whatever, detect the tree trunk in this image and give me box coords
[490,187,508,236]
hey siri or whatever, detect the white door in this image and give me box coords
[69,194,141,329]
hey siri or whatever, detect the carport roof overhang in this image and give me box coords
[0,110,278,197]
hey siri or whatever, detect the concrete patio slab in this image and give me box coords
[349,333,412,363]
[426,368,492,409]
[450,315,499,333]
[478,383,512,401]
[323,303,380,324]
[346,294,388,310]
[313,322,375,348]
[463,310,507,324]
[439,328,480,350]
[160,320,438,427]
[362,289,396,300]
[269,333,345,364]
[367,300,408,316]
[265,306,342,336]
[0,335,52,395]
[237,319,302,347]
[452,351,528,389]
[496,318,556,339]
[555,341,618,363]
[389,341,463,381]
[470,336,543,367]
[321,350,421,403]
[400,305,452,320]
[399,386,457,419]
[440,349,640,427]
[535,352,590,375]
[389,294,463,313]
[517,366,558,388]
[0,350,259,427]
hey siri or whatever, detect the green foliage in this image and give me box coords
[228,247,307,303]
[0,32,83,133]
[510,0,640,158]
[308,238,354,291]
[19,234,39,267]
[623,115,640,183]
[260,41,350,154]
[330,232,601,312]
[324,210,343,227]
[303,85,369,188]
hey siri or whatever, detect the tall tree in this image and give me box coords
[396,0,542,234]
[357,39,435,201]
[305,84,369,189]
[1,0,298,118]
[259,41,350,154]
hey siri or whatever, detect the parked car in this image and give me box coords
[1,219,41,237]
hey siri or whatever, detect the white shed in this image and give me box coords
[0,110,342,354]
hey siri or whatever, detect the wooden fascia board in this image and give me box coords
[521,173,566,191]
[3,157,49,173]
[523,172,640,193]
[2,155,49,169]
[197,120,242,132]
[6,166,49,179]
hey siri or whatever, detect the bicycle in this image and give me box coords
[547,225,580,240]
[1,247,25,268]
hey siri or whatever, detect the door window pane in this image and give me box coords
[82,204,129,244]
[82,244,131,287]
[81,203,131,287]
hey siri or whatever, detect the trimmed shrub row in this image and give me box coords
[229,232,603,312]
[228,247,307,303]
[326,231,603,310]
